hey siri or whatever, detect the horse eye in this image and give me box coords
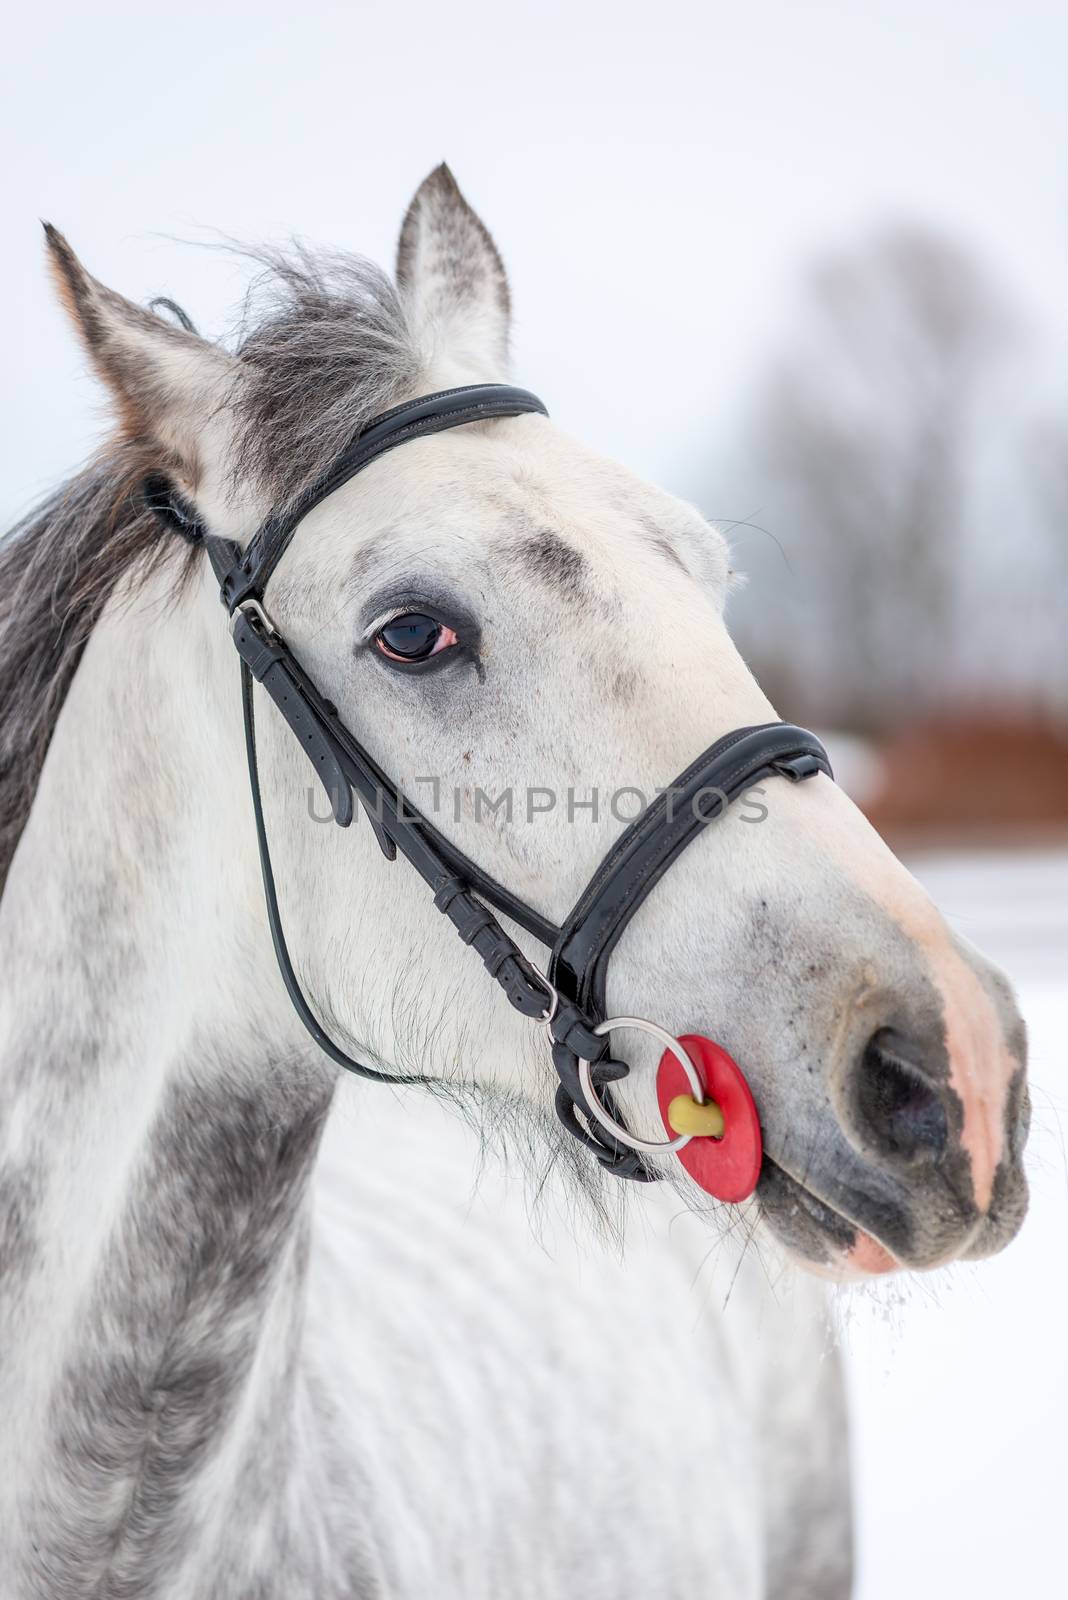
[374,612,458,663]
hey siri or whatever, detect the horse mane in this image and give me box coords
[0,451,172,899]
[0,245,420,901]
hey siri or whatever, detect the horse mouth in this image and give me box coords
[757,1158,901,1277]
[757,1127,1029,1275]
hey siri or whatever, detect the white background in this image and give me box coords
[4,4,1067,1593]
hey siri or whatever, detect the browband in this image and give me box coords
[209,384,548,610]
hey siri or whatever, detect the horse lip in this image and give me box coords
[758,1152,906,1269]
[761,1133,1029,1270]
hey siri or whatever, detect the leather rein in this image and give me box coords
[149,384,832,1188]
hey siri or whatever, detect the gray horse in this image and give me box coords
[0,166,1028,1597]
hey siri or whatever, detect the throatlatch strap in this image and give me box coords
[240,659,425,1086]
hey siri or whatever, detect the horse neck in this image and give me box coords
[0,553,338,1589]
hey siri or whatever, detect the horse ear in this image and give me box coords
[44,224,236,488]
[396,165,511,380]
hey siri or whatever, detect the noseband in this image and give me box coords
[154,384,831,1193]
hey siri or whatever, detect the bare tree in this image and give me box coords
[732,227,1020,731]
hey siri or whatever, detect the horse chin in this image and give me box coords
[756,1158,902,1279]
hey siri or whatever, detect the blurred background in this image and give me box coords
[3,2,1066,1593]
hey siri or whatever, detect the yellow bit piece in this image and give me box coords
[667,1094,725,1139]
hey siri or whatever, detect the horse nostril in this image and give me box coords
[853,1027,949,1164]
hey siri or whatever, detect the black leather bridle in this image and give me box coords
[152,383,831,1184]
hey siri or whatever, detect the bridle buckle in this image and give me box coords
[229,596,276,640]
[533,966,560,1029]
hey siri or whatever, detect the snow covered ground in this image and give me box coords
[846,847,1068,1598]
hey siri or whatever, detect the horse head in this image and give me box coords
[42,165,1029,1276]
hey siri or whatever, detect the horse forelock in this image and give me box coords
[226,242,422,510]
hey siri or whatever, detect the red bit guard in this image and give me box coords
[656,1033,763,1201]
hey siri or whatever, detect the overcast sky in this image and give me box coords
[4,0,1067,526]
